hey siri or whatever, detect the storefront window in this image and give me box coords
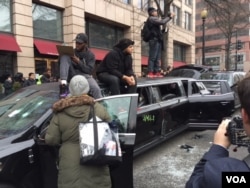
[32,4,63,41]
[174,44,186,61]
[87,20,124,50]
[0,0,11,32]
[0,52,15,78]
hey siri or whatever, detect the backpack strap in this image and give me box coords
[243,154,250,169]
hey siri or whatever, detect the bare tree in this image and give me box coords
[204,0,250,70]
[153,0,173,71]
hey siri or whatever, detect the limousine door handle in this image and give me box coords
[220,101,230,105]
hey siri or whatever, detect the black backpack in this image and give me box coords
[141,19,151,42]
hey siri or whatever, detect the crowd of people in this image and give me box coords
[3,6,250,188]
[0,69,56,98]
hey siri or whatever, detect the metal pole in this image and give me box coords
[235,30,238,71]
[202,18,205,65]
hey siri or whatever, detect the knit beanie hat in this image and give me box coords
[148,7,157,15]
[69,75,89,96]
[114,38,134,51]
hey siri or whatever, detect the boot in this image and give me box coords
[59,84,69,98]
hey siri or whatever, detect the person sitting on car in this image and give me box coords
[45,75,112,188]
[186,76,250,188]
[96,38,137,95]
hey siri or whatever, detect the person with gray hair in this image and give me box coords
[59,33,103,99]
[45,75,112,188]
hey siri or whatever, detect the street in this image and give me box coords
[133,129,248,188]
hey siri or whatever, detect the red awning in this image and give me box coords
[90,48,109,60]
[0,33,21,52]
[34,39,60,56]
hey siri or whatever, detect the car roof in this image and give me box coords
[137,77,196,87]
[201,71,246,75]
[173,64,211,73]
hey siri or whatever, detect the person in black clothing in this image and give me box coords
[59,33,102,99]
[41,69,51,83]
[3,73,13,96]
[146,7,174,78]
[97,38,137,188]
[24,72,36,86]
[186,76,250,188]
[96,38,137,95]
[12,72,26,91]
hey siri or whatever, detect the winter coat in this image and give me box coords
[67,48,96,82]
[185,144,250,188]
[148,15,172,42]
[3,79,13,96]
[45,95,112,188]
[96,47,135,79]
[24,78,36,86]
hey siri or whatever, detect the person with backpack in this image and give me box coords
[145,7,174,78]
[186,77,250,188]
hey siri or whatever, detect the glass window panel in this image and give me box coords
[122,0,130,4]
[184,12,192,31]
[87,21,124,50]
[32,4,63,41]
[172,5,181,26]
[0,0,11,32]
[174,44,186,61]
[0,52,14,77]
[138,0,150,11]
[98,96,131,133]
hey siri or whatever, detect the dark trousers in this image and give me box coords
[148,39,161,73]
[109,147,134,188]
[97,72,137,95]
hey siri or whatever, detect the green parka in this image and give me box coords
[45,95,112,188]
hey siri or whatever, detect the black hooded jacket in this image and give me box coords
[96,47,134,79]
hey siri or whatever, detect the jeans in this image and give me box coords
[59,55,103,99]
[97,72,137,95]
[148,39,161,73]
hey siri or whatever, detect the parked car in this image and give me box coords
[200,71,246,108]
[167,64,211,79]
[167,65,245,109]
[0,77,235,187]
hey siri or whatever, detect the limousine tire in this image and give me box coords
[0,183,16,188]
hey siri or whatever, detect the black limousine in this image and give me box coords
[0,77,235,188]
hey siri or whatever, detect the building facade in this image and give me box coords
[0,0,195,80]
[196,0,250,72]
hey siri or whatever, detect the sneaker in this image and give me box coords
[155,72,163,78]
[59,84,69,98]
[147,72,155,78]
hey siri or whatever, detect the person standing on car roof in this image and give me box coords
[186,76,250,188]
[45,75,112,188]
[146,7,174,78]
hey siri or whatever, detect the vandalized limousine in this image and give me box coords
[0,77,235,187]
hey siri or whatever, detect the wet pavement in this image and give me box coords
[133,129,248,188]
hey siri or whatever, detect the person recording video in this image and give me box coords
[186,77,250,188]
